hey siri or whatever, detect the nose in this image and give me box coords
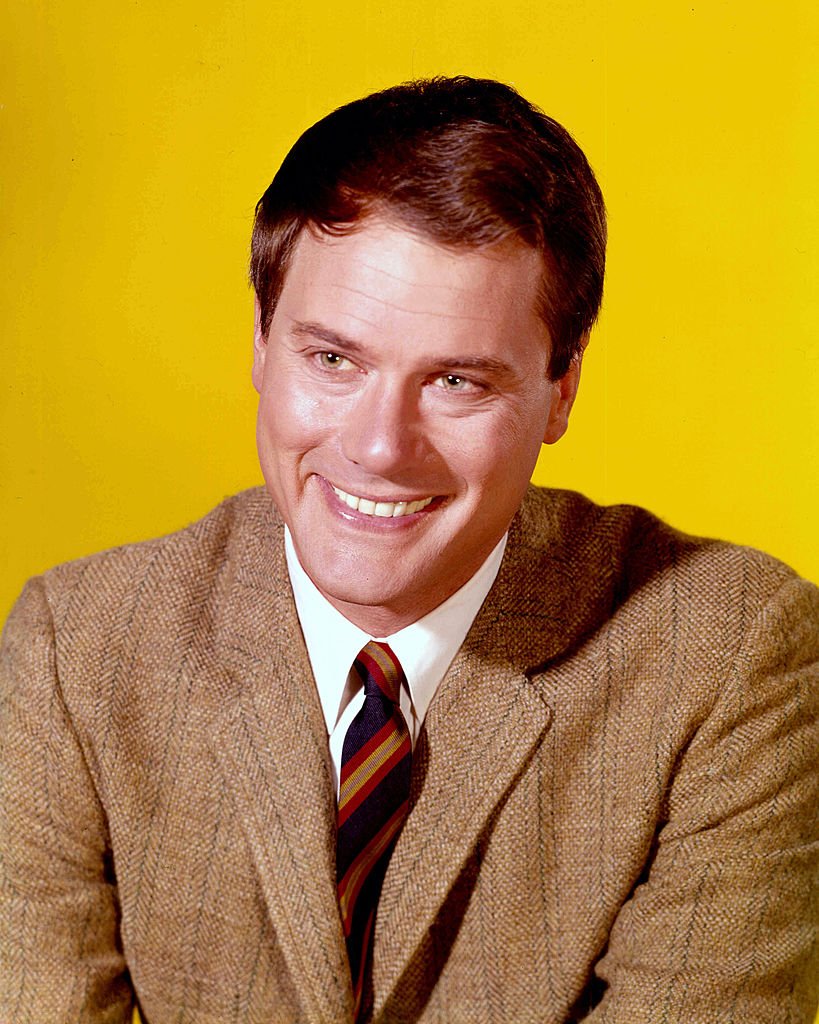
[340,378,427,477]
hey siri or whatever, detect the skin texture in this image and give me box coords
[252,217,581,635]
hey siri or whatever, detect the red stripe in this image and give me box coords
[339,725,404,810]
[351,908,375,1018]
[340,719,396,780]
[338,801,409,924]
[338,735,410,827]
[357,650,391,698]
[356,646,400,702]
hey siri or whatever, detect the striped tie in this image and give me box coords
[336,641,412,1020]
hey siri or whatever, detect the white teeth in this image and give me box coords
[331,485,434,518]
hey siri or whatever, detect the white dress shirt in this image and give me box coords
[284,528,507,796]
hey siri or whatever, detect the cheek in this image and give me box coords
[257,381,331,455]
[445,410,545,485]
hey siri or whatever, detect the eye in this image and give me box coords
[316,351,353,370]
[433,373,479,393]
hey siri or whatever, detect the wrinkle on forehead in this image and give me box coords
[292,227,542,325]
[330,282,495,323]
[274,217,549,362]
[348,250,511,292]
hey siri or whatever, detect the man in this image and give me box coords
[1,77,817,1024]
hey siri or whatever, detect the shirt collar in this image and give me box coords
[285,527,507,735]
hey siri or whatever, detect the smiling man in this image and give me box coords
[252,221,574,636]
[2,77,818,1024]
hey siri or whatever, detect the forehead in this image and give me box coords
[277,217,549,351]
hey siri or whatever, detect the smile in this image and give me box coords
[330,484,435,518]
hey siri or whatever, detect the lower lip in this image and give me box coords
[318,477,444,527]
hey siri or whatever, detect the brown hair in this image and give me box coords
[250,76,606,380]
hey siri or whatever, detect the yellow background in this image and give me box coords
[2,0,817,630]
[2,6,818,1018]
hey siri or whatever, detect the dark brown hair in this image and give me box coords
[250,76,606,379]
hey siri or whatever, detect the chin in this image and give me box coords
[322,576,402,611]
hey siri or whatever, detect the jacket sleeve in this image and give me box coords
[584,574,819,1024]
[0,577,134,1023]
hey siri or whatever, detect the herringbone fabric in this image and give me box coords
[337,642,412,1020]
[2,487,819,1023]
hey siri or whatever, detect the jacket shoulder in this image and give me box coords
[36,488,277,621]
[520,484,804,596]
[516,486,817,663]
[1,487,285,766]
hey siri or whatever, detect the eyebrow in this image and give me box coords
[289,320,517,376]
[291,320,366,353]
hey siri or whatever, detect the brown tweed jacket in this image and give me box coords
[1,486,818,1024]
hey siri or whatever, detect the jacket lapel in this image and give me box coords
[371,645,552,1012]
[372,487,614,1013]
[210,493,354,1023]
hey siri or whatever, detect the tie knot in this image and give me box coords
[353,640,404,705]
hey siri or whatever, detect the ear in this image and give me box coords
[542,343,585,445]
[252,294,267,394]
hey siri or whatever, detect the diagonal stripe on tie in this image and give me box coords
[338,725,411,827]
[336,640,412,1021]
[338,801,409,928]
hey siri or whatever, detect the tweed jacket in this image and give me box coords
[1,486,818,1024]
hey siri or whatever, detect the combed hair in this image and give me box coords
[250,76,606,379]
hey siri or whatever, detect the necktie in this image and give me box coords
[336,641,412,1020]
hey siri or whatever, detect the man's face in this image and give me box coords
[253,217,580,635]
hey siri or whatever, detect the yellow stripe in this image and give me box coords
[338,809,406,921]
[338,726,406,811]
[361,642,401,701]
[366,641,395,677]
